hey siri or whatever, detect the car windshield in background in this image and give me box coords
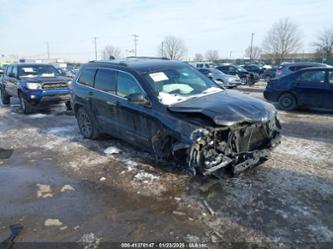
[236,66,247,72]
[18,65,60,78]
[143,66,222,105]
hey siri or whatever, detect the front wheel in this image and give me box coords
[278,93,297,111]
[0,86,11,105]
[76,107,99,139]
[19,92,33,114]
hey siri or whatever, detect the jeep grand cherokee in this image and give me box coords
[72,58,281,176]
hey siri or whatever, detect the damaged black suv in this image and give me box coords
[72,58,281,176]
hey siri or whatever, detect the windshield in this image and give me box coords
[144,65,222,105]
[236,66,247,72]
[18,65,60,78]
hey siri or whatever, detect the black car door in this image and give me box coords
[7,65,19,96]
[294,69,329,108]
[90,68,119,136]
[327,70,333,109]
[114,71,154,149]
[3,66,14,95]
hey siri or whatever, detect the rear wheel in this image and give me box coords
[278,93,297,111]
[19,92,33,114]
[76,107,99,139]
[0,86,11,105]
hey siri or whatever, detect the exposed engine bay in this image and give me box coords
[187,118,281,176]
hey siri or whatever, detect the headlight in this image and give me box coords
[26,82,42,90]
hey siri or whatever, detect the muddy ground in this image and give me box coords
[0,82,332,248]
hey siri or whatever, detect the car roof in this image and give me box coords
[9,63,54,67]
[297,66,333,72]
[86,58,189,73]
[282,62,328,67]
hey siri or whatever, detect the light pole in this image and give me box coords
[132,34,139,57]
[250,33,254,63]
[93,37,98,60]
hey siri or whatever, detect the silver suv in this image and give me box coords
[276,62,329,78]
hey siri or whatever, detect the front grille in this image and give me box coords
[42,82,68,90]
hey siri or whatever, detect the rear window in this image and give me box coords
[78,68,96,86]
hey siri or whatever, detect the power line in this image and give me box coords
[132,34,139,56]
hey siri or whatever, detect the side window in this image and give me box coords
[6,66,12,76]
[94,69,116,92]
[296,70,326,83]
[116,72,143,98]
[12,66,18,78]
[78,68,96,86]
[329,71,333,84]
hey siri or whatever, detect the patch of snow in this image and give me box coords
[134,172,160,184]
[44,219,63,226]
[36,184,53,198]
[60,184,75,193]
[99,177,106,182]
[79,233,101,249]
[28,113,51,119]
[47,126,77,134]
[104,146,121,155]
[275,136,333,162]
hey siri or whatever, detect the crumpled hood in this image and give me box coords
[168,90,276,126]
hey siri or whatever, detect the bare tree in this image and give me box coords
[262,18,302,61]
[158,36,187,60]
[205,50,219,61]
[313,27,333,61]
[101,45,122,59]
[245,46,262,60]
[193,53,204,61]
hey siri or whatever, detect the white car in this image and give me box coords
[198,68,243,88]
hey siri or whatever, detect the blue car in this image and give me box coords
[264,67,333,111]
[0,63,72,113]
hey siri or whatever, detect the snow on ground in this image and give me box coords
[274,136,333,163]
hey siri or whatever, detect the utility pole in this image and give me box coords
[46,42,50,60]
[93,37,98,60]
[250,33,254,63]
[132,34,139,57]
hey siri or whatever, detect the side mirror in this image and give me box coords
[207,72,214,80]
[127,93,151,107]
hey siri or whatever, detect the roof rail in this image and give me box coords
[126,56,170,60]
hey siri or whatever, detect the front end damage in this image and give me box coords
[186,117,281,176]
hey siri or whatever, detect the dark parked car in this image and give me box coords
[216,64,259,85]
[198,68,242,88]
[72,59,280,176]
[275,62,329,78]
[264,67,333,111]
[0,63,71,113]
[262,67,277,81]
[241,64,264,75]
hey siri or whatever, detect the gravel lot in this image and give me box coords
[0,82,332,248]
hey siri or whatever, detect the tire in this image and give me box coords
[278,93,297,111]
[76,107,99,139]
[0,85,11,105]
[65,101,72,111]
[19,92,33,114]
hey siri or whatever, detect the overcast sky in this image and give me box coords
[0,0,332,62]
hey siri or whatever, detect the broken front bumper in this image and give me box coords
[187,119,281,175]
